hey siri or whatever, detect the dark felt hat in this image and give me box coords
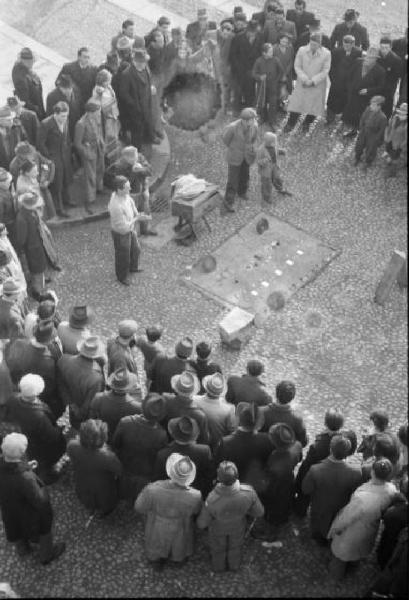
[69,305,94,329]
[269,423,295,448]
[168,416,200,443]
[142,393,166,421]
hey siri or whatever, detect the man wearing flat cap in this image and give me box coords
[330,9,369,51]
[11,47,45,120]
[46,74,81,141]
[221,107,258,212]
[74,100,105,215]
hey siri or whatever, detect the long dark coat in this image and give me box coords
[0,458,53,542]
[5,395,66,467]
[118,64,155,144]
[377,51,403,118]
[285,8,316,39]
[11,61,45,120]
[229,31,264,85]
[147,354,189,394]
[226,374,272,407]
[58,61,98,112]
[19,108,40,146]
[67,439,122,513]
[330,22,370,51]
[37,115,73,191]
[15,206,48,274]
[327,46,362,114]
[46,87,82,141]
[89,390,142,443]
[342,60,386,128]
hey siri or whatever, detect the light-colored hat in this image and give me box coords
[20,191,43,210]
[1,432,28,462]
[202,372,226,397]
[117,35,133,50]
[166,452,196,487]
[118,319,138,338]
[171,370,200,397]
[107,367,133,393]
[121,145,138,157]
[77,335,105,359]
[19,373,45,397]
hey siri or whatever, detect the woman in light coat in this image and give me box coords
[91,69,120,149]
[327,458,398,580]
[285,33,331,132]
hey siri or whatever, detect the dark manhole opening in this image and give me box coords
[163,72,221,131]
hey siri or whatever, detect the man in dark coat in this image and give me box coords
[11,47,45,120]
[89,367,142,443]
[37,101,74,218]
[118,48,157,151]
[229,20,263,115]
[5,321,64,420]
[188,341,222,394]
[377,37,403,118]
[295,18,331,52]
[58,47,98,113]
[301,435,362,544]
[57,335,106,430]
[5,374,66,483]
[259,380,308,447]
[154,416,215,498]
[326,35,362,123]
[330,9,369,51]
[286,0,315,41]
[263,10,297,46]
[215,402,272,491]
[112,393,168,501]
[46,74,82,142]
[0,106,28,170]
[7,96,39,147]
[148,336,194,394]
[392,29,407,105]
[252,1,284,29]
[185,8,217,53]
[226,359,271,407]
[342,47,386,135]
[0,432,65,563]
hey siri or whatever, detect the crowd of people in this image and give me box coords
[0,1,407,596]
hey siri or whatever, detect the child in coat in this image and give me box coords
[384,102,407,177]
[354,95,387,169]
[256,131,292,204]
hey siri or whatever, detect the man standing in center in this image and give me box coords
[108,175,151,286]
[222,107,258,213]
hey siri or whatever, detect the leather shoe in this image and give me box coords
[152,136,162,145]
[118,278,130,286]
[143,230,158,236]
[40,542,66,565]
[223,202,235,213]
[130,268,144,273]
[57,210,69,219]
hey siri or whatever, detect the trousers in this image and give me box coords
[135,191,151,235]
[49,167,72,212]
[260,166,283,203]
[224,161,250,207]
[111,230,140,282]
[355,130,381,165]
[208,529,245,572]
[82,151,104,206]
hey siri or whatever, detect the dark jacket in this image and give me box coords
[5,395,65,467]
[229,31,264,82]
[264,20,297,46]
[215,429,273,491]
[46,87,82,141]
[148,354,191,394]
[37,115,73,189]
[104,155,152,195]
[0,298,25,342]
[187,358,222,393]
[57,354,105,424]
[327,46,362,114]
[296,30,331,53]
[302,457,362,538]
[154,440,215,497]
[106,336,139,377]
[295,429,339,490]
[377,495,408,569]
[58,61,98,112]
[15,206,48,274]
[89,390,142,443]
[343,60,386,128]
[162,394,210,446]
[67,438,122,513]
[5,338,63,420]
[377,51,403,94]
[286,8,316,39]
[18,108,40,147]
[118,64,154,141]
[11,61,45,120]
[226,374,272,407]
[0,458,53,542]
[259,402,308,447]
[0,125,28,170]
[0,188,16,229]
[330,22,369,51]
[185,21,217,53]
[112,414,168,476]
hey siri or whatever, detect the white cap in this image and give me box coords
[19,373,45,397]
[1,432,28,462]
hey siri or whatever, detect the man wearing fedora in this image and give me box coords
[57,304,93,355]
[46,74,81,142]
[57,335,106,430]
[5,321,64,420]
[197,460,264,572]
[154,415,214,497]
[107,319,140,378]
[162,371,210,446]
[90,367,142,443]
[259,380,308,447]
[135,453,202,570]
[195,372,235,451]
[11,47,45,120]
[6,96,39,148]
[74,100,105,215]
[0,106,28,170]
[148,336,194,394]
[215,402,272,490]
[0,278,25,343]
[226,359,272,407]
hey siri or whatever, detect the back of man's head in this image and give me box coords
[330,434,351,460]
[275,380,295,404]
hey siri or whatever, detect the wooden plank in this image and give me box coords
[374,250,407,305]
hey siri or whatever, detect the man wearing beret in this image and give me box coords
[74,101,105,215]
[11,47,45,120]
[221,107,258,212]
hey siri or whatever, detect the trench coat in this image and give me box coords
[287,45,331,117]
[67,439,122,513]
[0,458,53,542]
[11,61,45,120]
[135,479,202,562]
[37,116,73,191]
[342,60,386,128]
[328,479,397,561]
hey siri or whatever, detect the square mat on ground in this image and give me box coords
[185,213,341,312]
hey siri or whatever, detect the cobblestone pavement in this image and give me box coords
[0,0,407,597]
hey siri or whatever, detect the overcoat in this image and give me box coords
[287,45,331,117]
[327,46,362,114]
[0,458,53,542]
[285,8,316,39]
[330,22,369,51]
[11,61,45,120]
[0,298,25,342]
[118,64,155,143]
[37,116,73,190]
[134,479,202,562]
[15,206,48,274]
[46,87,82,141]
[260,402,308,447]
[67,438,122,513]
[228,31,263,85]
[342,60,386,128]
[58,61,98,111]
[107,336,139,376]
[19,108,40,147]
[89,390,142,443]
[226,373,271,407]
[148,354,191,394]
